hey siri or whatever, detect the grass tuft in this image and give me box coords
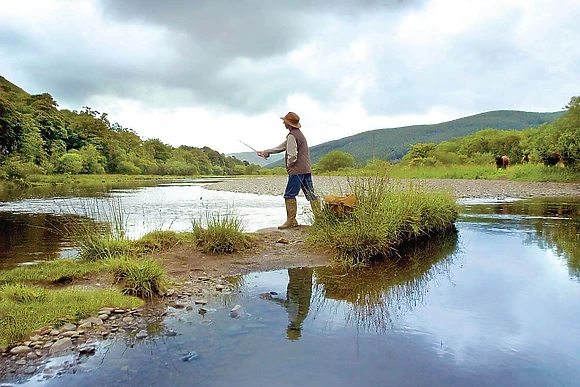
[107,257,167,298]
[191,209,252,254]
[57,198,136,261]
[309,173,458,267]
[132,230,183,253]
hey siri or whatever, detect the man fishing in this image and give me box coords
[257,112,319,229]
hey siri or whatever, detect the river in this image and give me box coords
[1,179,579,386]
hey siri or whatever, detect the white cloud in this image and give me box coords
[1,0,579,154]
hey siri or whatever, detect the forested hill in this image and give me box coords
[0,76,258,176]
[265,110,564,167]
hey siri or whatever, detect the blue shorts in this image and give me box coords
[284,174,317,201]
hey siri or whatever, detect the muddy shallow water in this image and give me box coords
[1,181,579,386]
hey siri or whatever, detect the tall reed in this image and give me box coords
[58,197,134,261]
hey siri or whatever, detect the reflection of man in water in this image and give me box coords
[266,267,313,341]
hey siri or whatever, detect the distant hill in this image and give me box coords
[265,110,564,168]
[228,151,284,167]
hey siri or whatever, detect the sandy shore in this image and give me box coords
[204,176,580,200]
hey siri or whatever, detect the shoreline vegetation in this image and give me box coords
[0,174,459,349]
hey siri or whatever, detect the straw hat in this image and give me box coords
[280,112,301,128]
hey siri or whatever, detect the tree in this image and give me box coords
[317,150,355,172]
[56,152,83,174]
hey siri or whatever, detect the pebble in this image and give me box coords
[180,351,198,361]
[10,346,32,355]
[135,330,148,339]
[229,305,243,318]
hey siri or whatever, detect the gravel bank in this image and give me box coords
[204,176,580,200]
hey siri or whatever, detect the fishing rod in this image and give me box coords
[237,140,267,158]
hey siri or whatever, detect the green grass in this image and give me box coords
[107,256,167,298]
[191,209,252,254]
[0,260,106,284]
[132,230,185,253]
[308,173,458,267]
[0,283,143,347]
[319,161,580,183]
[332,163,579,182]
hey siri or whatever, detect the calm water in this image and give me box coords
[1,182,579,386]
[0,179,314,269]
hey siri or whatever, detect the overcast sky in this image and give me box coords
[1,0,579,154]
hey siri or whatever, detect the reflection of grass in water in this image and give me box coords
[527,217,580,278]
[313,230,460,334]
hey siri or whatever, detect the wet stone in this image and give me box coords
[78,344,96,354]
[15,359,27,366]
[135,330,148,339]
[24,366,37,374]
[229,305,243,318]
[61,331,80,338]
[81,317,103,326]
[9,346,32,355]
[49,337,73,355]
[194,299,207,305]
[180,351,198,361]
[61,324,77,332]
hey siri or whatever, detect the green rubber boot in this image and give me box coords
[278,198,299,229]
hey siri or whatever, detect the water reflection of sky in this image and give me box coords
[2,186,580,386]
[0,181,311,239]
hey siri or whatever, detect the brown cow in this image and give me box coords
[542,153,562,166]
[521,153,531,164]
[495,155,510,169]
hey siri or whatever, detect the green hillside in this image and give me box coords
[265,110,564,167]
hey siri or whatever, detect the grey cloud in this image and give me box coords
[362,8,576,116]
[2,0,424,113]
[78,0,423,111]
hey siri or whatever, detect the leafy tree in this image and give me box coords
[56,152,83,174]
[144,139,172,162]
[317,150,355,172]
[77,145,106,174]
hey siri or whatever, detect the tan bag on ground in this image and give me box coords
[323,194,357,216]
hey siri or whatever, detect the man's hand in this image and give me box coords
[257,151,269,159]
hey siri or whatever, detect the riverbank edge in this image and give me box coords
[2,176,579,381]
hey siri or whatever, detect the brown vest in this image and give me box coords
[287,128,312,175]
